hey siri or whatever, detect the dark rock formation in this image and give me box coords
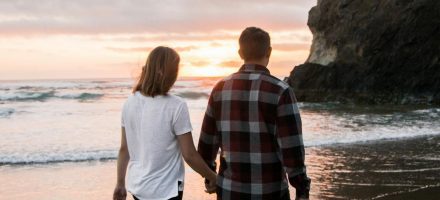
[287,0,440,104]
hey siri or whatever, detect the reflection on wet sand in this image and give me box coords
[306,136,440,199]
[0,136,438,199]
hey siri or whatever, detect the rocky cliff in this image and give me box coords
[287,0,440,104]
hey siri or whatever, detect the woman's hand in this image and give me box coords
[114,128,129,200]
[113,184,127,200]
[177,132,218,194]
[204,174,217,194]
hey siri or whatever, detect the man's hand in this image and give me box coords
[204,174,217,194]
[204,180,216,194]
[113,184,127,200]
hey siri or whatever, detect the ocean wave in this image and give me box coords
[0,91,55,101]
[0,80,133,92]
[17,86,44,90]
[175,91,209,99]
[0,91,104,102]
[58,93,104,100]
[412,108,440,118]
[0,108,15,118]
[304,129,440,147]
[0,150,117,165]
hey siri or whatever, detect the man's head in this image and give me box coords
[238,27,272,65]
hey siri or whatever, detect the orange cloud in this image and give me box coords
[219,60,242,67]
[174,45,198,52]
[106,45,198,53]
[189,60,211,67]
[105,47,153,53]
[272,43,311,52]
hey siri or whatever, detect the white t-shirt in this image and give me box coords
[121,92,192,200]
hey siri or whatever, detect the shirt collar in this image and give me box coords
[238,64,270,74]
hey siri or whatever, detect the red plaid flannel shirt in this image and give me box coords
[198,64,310,199]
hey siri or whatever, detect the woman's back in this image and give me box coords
[122,92,192,199]
[114,46,216,200]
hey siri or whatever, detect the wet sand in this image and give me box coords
[0,135,439,199]
[306,135,440,199]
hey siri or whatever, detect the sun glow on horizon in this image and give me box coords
[0,29,312,80]
[181,65,238,77]
[178,41,241,77]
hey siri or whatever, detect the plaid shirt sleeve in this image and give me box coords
[197,90,219,172]
[276,87,311,198]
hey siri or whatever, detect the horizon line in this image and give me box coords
[0,74,289,82]
[0,75,230,82]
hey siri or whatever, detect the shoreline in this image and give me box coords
[1,134,438,167]
[1,135,439,199]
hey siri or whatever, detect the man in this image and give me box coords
[197,27,311,200]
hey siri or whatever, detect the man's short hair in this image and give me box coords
[239,27,271,61]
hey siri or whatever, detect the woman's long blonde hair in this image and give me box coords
[133,46,180,97]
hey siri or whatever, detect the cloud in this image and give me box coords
[88,32,239,44]
[189,60,211,67]
[219,60,242,67]
[106,46,153,53]
[0,0,316,36]
[210,42,223,47]
[175,45,198,52]
[106,45,198,53]
[272,43,311,52]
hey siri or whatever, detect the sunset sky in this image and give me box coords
[0,0,316,80]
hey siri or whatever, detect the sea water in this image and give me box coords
[1,77,439,165]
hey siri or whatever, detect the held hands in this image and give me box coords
[204,173,217,194]
[113,184,127,200]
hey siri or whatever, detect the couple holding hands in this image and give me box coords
[113,27,311,200]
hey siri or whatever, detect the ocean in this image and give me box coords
[1,77,439,199]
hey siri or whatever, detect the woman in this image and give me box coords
[113,46,216,200]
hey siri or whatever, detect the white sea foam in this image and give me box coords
[0,150,117,165]
[300,105,440,146]
[0,79,132,91]
[0,91,104,101]
[0,91,55,101]
[0,108,15,118]
[303,127,440,147]
[56,92,104,100]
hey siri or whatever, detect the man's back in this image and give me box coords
[198,64,310,200]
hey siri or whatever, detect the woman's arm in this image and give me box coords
[113,127,130,200]
[177,132,217,193]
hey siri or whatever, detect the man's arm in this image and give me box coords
[276,88,311,199]
[197,93,220,173]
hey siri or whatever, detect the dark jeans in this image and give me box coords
[133,181,183,200]
[216,188,291,200]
